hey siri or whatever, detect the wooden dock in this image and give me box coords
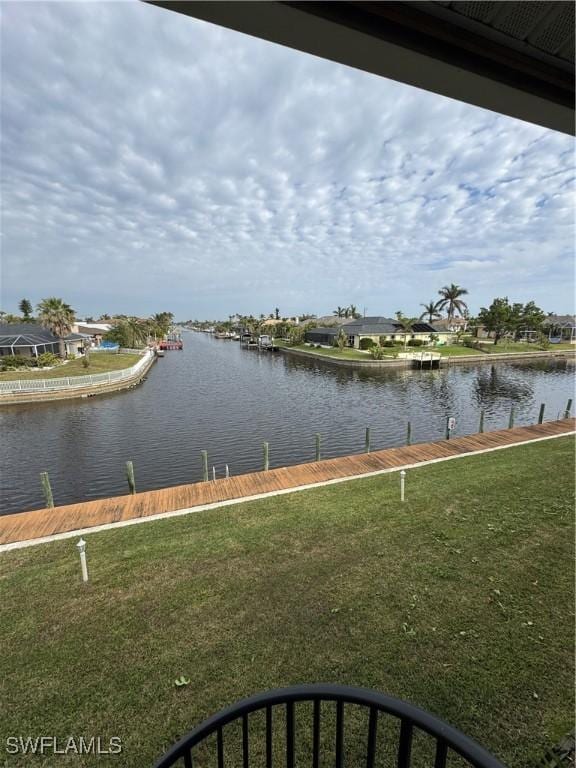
[1,419,573,547]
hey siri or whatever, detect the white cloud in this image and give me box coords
[1,1,574,319]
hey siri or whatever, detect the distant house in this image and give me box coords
[305,316,453,348]
[0,323,90,358]
[431,317,467,333]
[73,322,112,347]
[542,315,576,342]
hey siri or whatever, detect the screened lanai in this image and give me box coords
[0,324,60,357]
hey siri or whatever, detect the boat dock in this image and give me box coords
[1,418,573,548]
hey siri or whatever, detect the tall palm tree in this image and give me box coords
[419,300,442,323]
[395,313,419,350]
[37,298,76,358]
[349,304,360,319]
[437,284,468,321]
[333,306,345,318]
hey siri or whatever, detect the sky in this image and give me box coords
[1,1,574,321]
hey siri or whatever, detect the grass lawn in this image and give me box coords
[0,437,573,767]
[477,342,574,355]
[435,345,485,356]
[0,352,142,381]
[278,343,397,361]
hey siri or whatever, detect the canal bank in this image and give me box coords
[1,418,573,549]
[0,349,156,406]
[279,345,576,368]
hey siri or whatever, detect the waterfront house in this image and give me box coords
[305,317,453,349]
[0,323,91,358]
[0,323,61,358]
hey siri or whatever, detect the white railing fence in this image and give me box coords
[0,350,153,395]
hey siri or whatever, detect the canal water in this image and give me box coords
[0,332,574,515]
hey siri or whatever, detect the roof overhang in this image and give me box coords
[147,1,574,135]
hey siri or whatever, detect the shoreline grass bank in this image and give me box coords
[0,352,142,381]
[0,437,573,767]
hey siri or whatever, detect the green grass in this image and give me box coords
[0,353,142,380]
[435,345,485,356]
[279,343,396,361]
[0,438,574,767]
[477,342,574,354]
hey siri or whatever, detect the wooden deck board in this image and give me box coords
[1,419,574,546]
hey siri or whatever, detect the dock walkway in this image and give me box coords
[1,419,573,548]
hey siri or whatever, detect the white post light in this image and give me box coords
[400,470,406,502]
[225,464,230,479]
[76,538,89,583]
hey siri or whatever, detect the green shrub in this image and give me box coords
[0,355,37,370]
[369,345,386,359]
[359,338,375,350]
[381,340,395,348]
[67,353,76,361]
[82,356,90,368]
[2,355,33,368]
[407,339,424,347]
[288,326,305,346]
[463,337,481,350]
[37,352,59,368]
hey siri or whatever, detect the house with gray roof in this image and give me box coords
[305,316,453,349]
[0,324,91,358]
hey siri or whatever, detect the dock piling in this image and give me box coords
[315,433,321,462]
[40,471,54,508]
[538,403,545,424]
[126,461,136,494]
[212,466,216,481]
[479,410,485,433]
[225,464,230,479]
[508,406,515,429]
[445,417,450,440]
[201,451,208,482]
[263,441,269,471]
[565,399,573,419]
[406,421,411,446]
[365,427,371,453]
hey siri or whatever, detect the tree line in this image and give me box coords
[0,298,175,356]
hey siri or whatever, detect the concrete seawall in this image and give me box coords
[0,352,156,406]
[280,346,575,369]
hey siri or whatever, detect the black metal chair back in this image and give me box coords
[154,684,505,768]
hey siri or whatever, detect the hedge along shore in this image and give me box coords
[0,350,156,406]
[279,345,576,369]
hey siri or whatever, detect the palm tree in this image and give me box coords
[437,284,468,321]
[395,313,419,350]
[349,304,360,319]
[333,306,345,318]
[274,307,280,320]
[19,299,33,321]
[37,297,76,358]
[126,318,148,348]
[419,300,442,323]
